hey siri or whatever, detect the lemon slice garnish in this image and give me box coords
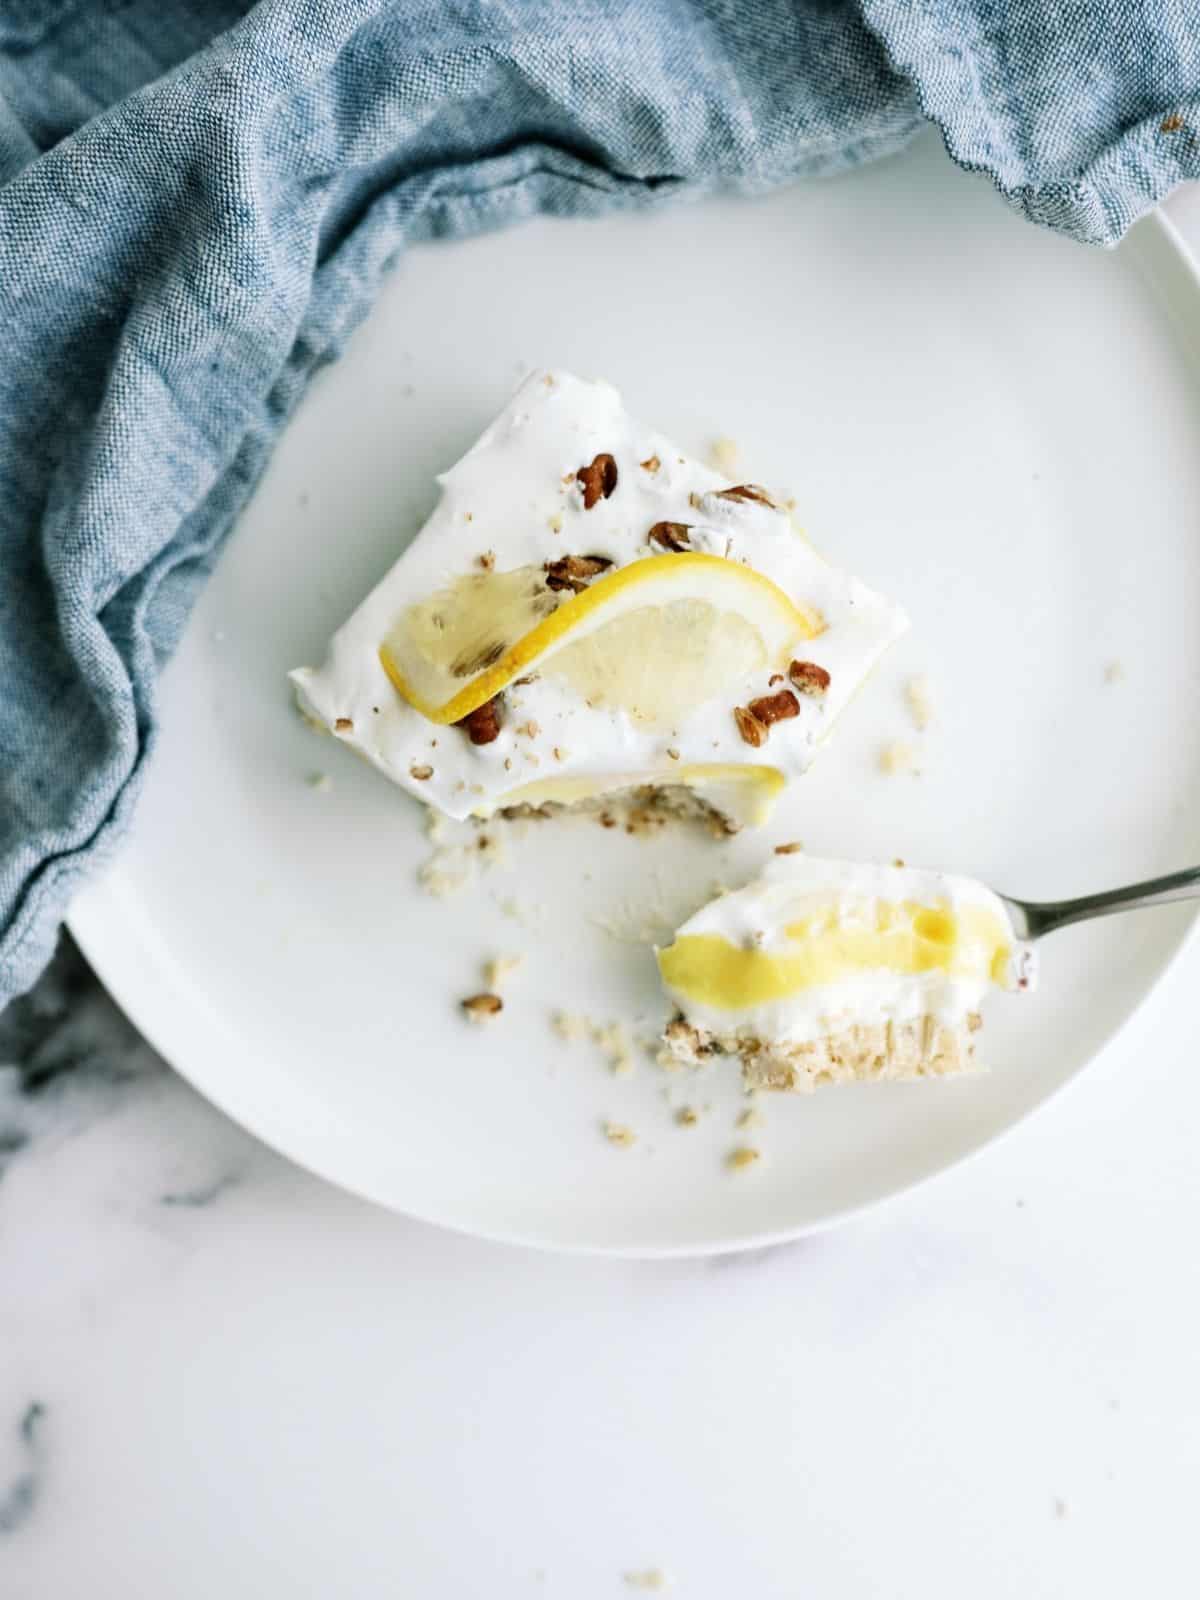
[380,553,823,726]
[492,763,785,825]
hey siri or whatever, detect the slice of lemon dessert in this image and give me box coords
[657,855,1034,1090]
[291,371,907,831]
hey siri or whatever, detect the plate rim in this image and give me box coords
[68,206,1200,1259]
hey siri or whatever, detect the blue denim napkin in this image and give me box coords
[1,1,1198,1005]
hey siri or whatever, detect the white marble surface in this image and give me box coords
[3,183,1200,1600]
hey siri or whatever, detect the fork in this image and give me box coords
[1000,865,1200,942]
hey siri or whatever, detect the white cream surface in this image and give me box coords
[290,371,908,824]
[659,855,1035,1044]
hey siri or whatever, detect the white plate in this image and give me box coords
[70,136,1200,1255]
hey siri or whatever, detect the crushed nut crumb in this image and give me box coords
[666,747,680,761]
[548,513,563,534]
[334,717,353,733]
[788,660,831,696]
[478,549,495,571]
[409,763,434,781]
[624,1570,669,1591]
[603,1122,636,1148]
[892,856,906,868]
[640,455,661,473]
[675,1106,700,1127]
[518,719,540,739]
[774,840,803,855]
[905,674,934,730]
[553,746,567,761]
[461,993,503,1021]
[727,1146,762,1171]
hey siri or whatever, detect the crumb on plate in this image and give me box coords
[906,674,934,731]
[707,436,740,475]
[484,954,523,990]
[624,1570,670,1591]
[603,1122,637,1148]
[879,740,919,777]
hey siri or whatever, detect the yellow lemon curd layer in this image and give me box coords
[657,897,1013,1012]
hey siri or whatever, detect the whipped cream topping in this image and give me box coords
[658,855,1033,1043]
[291,371,908,824]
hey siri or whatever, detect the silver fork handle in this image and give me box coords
[1021,865,1200,940]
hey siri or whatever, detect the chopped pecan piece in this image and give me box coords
[576,452,619,509]
[461,993,503,1021]
[457,697,501,745]
[788,660,831,696]
[333,717,353,733]
[544,554,613,592]
[747,689,799,726]
[646,521,691,552]
[409,763,433,781]
[733,706,768,747]
[715,483,777,508]
[640,455,661,473]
